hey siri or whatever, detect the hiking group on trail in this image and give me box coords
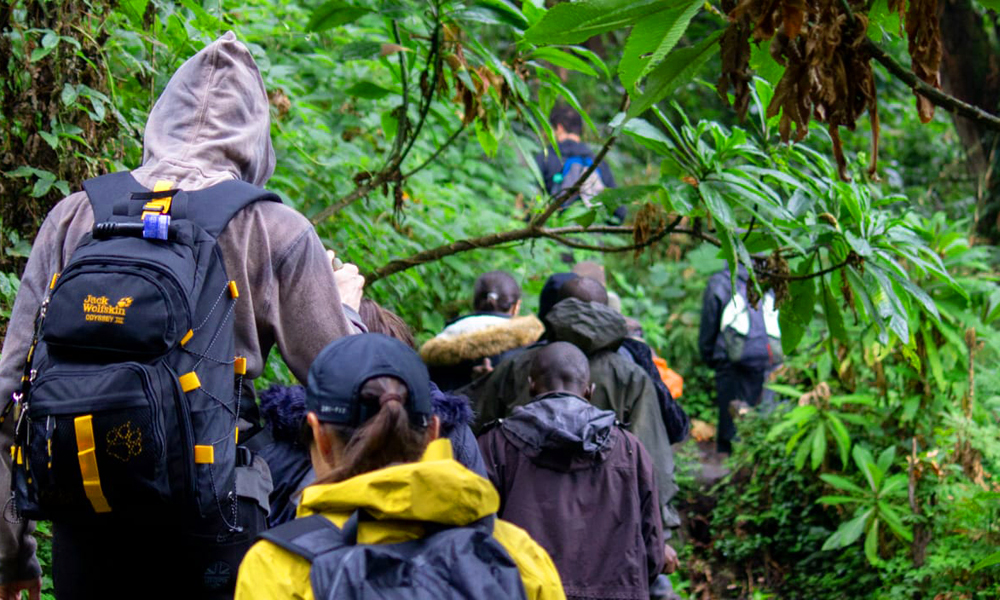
[0,33,780,600]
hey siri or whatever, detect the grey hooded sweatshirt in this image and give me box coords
[479,393,664,600]
[0,32,355,583]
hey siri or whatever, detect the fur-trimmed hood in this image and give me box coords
[420,315,544,366]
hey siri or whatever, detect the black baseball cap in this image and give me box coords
[305,333,433,427]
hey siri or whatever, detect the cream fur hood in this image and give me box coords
[420,315,544,366]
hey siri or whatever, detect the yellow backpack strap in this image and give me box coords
[74,415,111,513]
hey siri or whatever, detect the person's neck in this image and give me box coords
[556,132,581,143]
[535,387,586,400]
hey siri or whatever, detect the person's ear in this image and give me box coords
[307,412,334,460]
[427,415,441,442]
[528,375,538,397]
[510,299,522,317]
[584,383,595,401]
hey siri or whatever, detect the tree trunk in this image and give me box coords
[937,0,1000,236]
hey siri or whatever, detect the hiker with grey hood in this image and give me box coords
[479,342,667,600]
[463,276,680,531]
[0,33,360,599]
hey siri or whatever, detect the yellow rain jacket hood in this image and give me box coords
[235,439,564,600]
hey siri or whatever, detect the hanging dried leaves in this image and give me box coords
[717,0,943,181]
[633,202,668,258]
[905,0,942,123]
[717,0,753,118]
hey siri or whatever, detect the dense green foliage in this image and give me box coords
[2,1,1000,598]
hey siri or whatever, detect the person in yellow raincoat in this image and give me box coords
[235,333,564,600]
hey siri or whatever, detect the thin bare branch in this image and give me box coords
[368,220,717,282]
[402,123,467,179]
[865,38,1000,131]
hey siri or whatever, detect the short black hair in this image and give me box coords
[473,271,521,313]
[549,104,583,136]
[530,341,590,396]
[558,276,608,305]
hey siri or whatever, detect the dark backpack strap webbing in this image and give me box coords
[185,179,282,239]
[82,171,149,224]
[257,514,348,563]
[83,173,281,237]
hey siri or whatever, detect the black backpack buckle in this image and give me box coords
[235,446,252,467]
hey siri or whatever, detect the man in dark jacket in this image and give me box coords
[699,265,783,454]
[534,105,625,222]
[463,278,679,529]
[479,342,665,600]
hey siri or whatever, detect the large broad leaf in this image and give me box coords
[523,0,672,45]
[825,412,852,468]
[864,518,881,566]
[877,501,912,542]
[622,118,674,154]
[853,445,879,492]
[821,278,848,343]
[810,421,827,471]
[820,474,866,495]
[531,47,599,77]
[308,1,371,32]
[625,30,723,119]
[822,509,872,550]
[972,550,1000,573]
[618,0,704,91]
[455,0,530,29]
[779,262,817,354]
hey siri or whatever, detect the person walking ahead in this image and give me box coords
[0,32,358,599]
[533,105,625,222]
[236,334,564,600]
[478,342,666,600]
[699,264,782,454]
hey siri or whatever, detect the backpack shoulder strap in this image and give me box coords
[185,180,282,239]
[560,155,593,177]
[82,171,148,224]
[257,514,349,563]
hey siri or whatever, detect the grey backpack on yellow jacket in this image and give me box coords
[259,512,528,599]
[11,171,278,528]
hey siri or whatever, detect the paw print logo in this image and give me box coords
[116,297,134,308]
[107,421,142,461]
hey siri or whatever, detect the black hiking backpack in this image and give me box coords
[9,171,279,527]
[259,511,529,600]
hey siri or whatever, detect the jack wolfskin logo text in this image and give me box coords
[82,295,132,325]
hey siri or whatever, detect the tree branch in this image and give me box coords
[311,170,395,224]
[367,219,717,282]
[542,216,683,253]
[864,37,1000,131]
[398,21,442,165]
[402,123,467,179]
[756,256,852,282]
